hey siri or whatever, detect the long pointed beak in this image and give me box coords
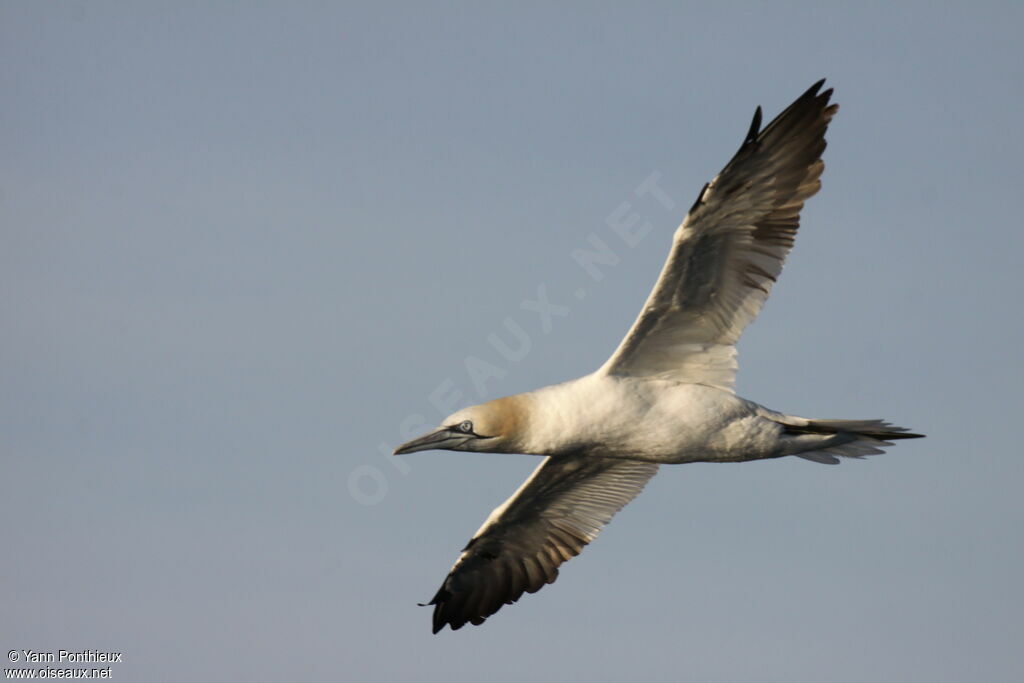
[393,428,461,455]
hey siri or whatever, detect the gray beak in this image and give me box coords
[393,428,464,455]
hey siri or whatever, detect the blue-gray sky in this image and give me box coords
[3,2,1022,681]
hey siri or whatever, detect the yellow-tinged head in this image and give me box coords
[393,395,531,455]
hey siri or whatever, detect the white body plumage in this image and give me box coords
[490,374,782,464]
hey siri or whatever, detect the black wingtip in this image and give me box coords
[747,78,828,145]
[425,586,452,633]
[797,78,827,101]
[431,606,446,634]
[806,78,834,105]
[743,106,763,146]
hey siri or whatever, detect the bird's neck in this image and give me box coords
[504,375,626,456]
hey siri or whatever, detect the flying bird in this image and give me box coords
[394,80,923,634]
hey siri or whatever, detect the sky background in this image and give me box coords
[3,2,1023,681]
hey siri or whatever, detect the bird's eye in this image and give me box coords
[458,420,474,434]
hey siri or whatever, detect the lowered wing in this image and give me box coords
[426,454,658,633]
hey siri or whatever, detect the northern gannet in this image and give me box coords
[394,80,923,633]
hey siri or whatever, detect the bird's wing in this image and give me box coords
[600,80,838,391]
[426,454,659,633]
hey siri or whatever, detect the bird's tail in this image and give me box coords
[777,418,924,465]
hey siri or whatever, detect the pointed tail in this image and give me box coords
[779,418,924,465]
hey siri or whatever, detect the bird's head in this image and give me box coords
[393,395,529,455]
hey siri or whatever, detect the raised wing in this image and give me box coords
[601,80,838,390]
[426,454,659,633]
